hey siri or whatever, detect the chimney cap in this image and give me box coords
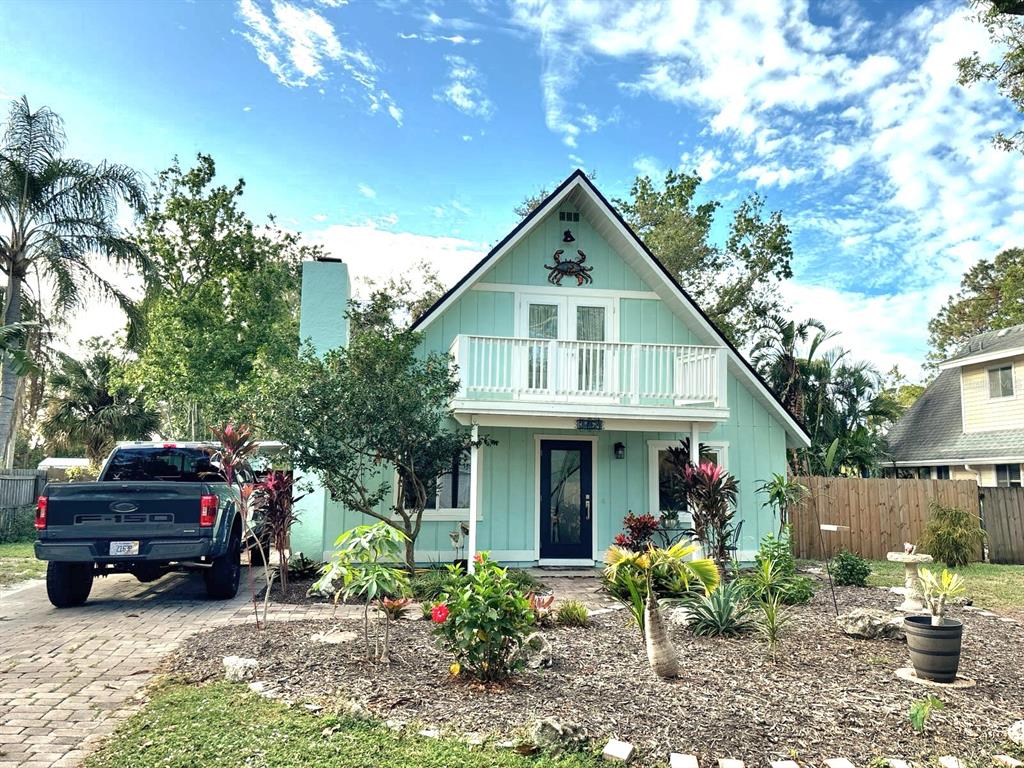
[313,255,344,263]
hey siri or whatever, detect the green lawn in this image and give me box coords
[865,558,1024,615]
[0,540,45,587]
[86,681,602,768]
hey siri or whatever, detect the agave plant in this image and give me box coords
[687,582,754,638]
[604,541,720,678]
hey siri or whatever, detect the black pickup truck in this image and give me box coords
[34,442,254,608]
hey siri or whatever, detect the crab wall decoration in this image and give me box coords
[545,248,594,286]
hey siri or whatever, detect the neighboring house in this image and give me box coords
[887,323,1024,488]
[291,170,810,566]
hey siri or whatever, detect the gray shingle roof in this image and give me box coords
[887,367,1024,463]
[944,322,1024,364]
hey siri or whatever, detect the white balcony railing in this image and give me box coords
[449,334,727,409]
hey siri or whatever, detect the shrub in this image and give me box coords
[755,593,790,661]
[740,555,815,605]
[919,501,985,568]
[781,575,815,605]
[613,512,660,551]
[411,566,544,603]
[556,600,589,627]
[754,527,796,577]
[686,581,753,637]
[831,550,871,587]
[287,552,321,581]
[431,553,535,682]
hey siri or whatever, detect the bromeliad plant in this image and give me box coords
[604,541,719,678]
[430,552,535,682]
[313,522,410,663]
[918,567,966,626]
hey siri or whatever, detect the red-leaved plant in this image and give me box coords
[613,512,660,552]
[253,470,307,591]
[684,461,739,566]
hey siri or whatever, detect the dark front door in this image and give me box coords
[540,440,593,560]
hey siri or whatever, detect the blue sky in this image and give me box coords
[0,0,1020,378]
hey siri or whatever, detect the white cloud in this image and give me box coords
[736,163,812,189]
[357,183,376,199]
[237,0,402,124]
[308,224,487,293]
[435,55,493,118]
[312,213,328,222]
[242,105,253,112]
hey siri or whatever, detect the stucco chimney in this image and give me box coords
[299,256,350,353]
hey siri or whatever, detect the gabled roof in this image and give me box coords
[410,169,811,448]
[887,367,1024,463]
[938,322,1024,370]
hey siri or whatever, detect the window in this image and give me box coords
[935,466,950,480]
[647,440,726,518]
[996,463,1022,487]
[988,365,1015,398]
[403,450,471,510]
[558,211,580,222]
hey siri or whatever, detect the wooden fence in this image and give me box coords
[789,476,981,560]
[0,469,46,509]
[979,487,1024,564]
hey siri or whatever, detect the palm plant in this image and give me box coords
[604,541,719,678]
[0,96,148,463]
[751,315,834,422]
[40,346,159,464]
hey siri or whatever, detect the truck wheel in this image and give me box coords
[205,526,241,600]
[46,562,94,608]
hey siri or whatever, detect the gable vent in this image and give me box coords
[559,211,580,222]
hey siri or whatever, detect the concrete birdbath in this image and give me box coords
[886,551,934,612]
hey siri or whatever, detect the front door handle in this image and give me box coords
[584,493,591,520]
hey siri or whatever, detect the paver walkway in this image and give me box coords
[0,570,334,768]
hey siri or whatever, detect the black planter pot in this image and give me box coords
[904,615,963,683]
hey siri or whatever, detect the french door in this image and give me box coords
[520,296,614,395]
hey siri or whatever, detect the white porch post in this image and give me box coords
[467,423,480,574]
[690,423,701,462]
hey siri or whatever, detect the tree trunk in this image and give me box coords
[0,269,24,468]
[644,594,679,678]
[404,535,416,573]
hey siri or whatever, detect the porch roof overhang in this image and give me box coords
[452,399,726,433]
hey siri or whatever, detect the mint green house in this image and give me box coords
[292,170,809,566]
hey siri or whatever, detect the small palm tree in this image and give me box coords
[41,346,159,464]
[751,315,834,422]
[0,96,149,463]
[605,541,719,678]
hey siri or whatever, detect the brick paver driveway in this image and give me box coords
[0,571,330,768]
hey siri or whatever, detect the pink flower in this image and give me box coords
[473,553,484,564]
[431,604,449,623]
[700,461,723,482]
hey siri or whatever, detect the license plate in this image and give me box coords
[109,540,140,556]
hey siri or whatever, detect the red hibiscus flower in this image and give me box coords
[431,604,449,623]
[473,552,484,564]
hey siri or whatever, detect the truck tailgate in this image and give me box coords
[42,482,211,541]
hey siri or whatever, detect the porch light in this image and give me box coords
[614,442,625,460]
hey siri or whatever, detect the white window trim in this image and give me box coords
[646,438,729,519]
[987,364,1016,400]
[389,450,482,522]
[515,292,619,342]
[995,462,1023,488]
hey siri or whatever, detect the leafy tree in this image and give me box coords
[927,248,1024,362]
[359,260,446,327]
[41,340,160,464]
[616,170,794,345]
[0,96,148,464]
[259,296,478,570]
[957,0,1024,153]
[128,154,317,438]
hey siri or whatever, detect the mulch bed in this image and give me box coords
[169,582,1024,766]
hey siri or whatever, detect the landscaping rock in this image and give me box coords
[670,753,699,768]
[223,655,259,682]
[770,762,800,768]
[529,717,582,754]
[883,760,912,768]
[938,757,964,768]
[1009,720,1024,746]
[836,608,905,640]
[825,759,856,768]
[311,629,358,645]
[603,739,635,763]
[994,756,1024,768]
[520,632,553,670]
[717,760,743,768]
[668,607,693,627]
[418,728,440,739]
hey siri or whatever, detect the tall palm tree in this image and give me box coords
[751,315,835,422]
[41,347,159,465]
[0,97,148,464]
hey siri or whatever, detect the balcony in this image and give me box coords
[449,334,728,425]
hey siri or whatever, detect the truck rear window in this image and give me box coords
[102,448,228,483]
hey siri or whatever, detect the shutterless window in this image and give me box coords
[996,463,1022,487]
[988,365,1014,398]
[935,466,950,480]
[656,446,720,514]
[406,450,470,510]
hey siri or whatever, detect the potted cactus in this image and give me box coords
[903,568,966,683]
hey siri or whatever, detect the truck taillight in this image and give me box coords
[199,494,217,527]
[35,496,47,530]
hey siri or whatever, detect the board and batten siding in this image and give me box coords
[304,202,793,563]
[961,357,1024,432]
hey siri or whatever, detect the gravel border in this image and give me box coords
[169,584,1024,766]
